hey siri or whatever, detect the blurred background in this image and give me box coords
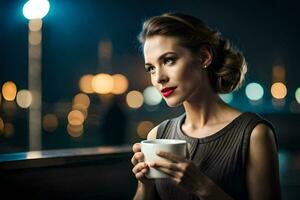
[1,0,299,152]
[0,0,299,198]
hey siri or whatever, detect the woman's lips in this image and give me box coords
[161,87,177,97]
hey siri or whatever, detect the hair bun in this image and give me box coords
[212,39,247,93]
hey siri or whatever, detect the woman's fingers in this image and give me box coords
[132,162,148,174]
[153,165,181,179]
[156,151,186,163]
[150,161,181,171]
[131,152,144,165]
[132,143,141,153]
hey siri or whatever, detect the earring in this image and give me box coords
[203,64,207,69]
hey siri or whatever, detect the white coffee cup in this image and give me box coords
[141,139,187,179]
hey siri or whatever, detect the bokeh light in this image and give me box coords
[143,86,162,106]
[126,90,144,109]
[137,121,154,139]
[219,93,233,104]
[92,73,114,94]
[73,93,90,109]
[23,0,50,20]
[16,90,32,108]
[271,82,287,99]
[72,104,88,119]
[43,114,59,132]
[79,74,94,94]
[245,82,264,101]
[111,74,128,95]
[68,110,85,126]
[29,19,42,31]
[295,87,300,104]
[2,81,17,101]
[67,124,84,138]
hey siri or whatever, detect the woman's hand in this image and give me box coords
[150,151,204,194]
[131,143,154,185]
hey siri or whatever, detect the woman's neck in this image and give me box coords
[182,91,232,130]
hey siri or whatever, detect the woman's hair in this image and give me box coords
[138,12,247,94]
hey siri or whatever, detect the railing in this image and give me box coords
[0,145,137,200]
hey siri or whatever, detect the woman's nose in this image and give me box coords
[155,68,169,84]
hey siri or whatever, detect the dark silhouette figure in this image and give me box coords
[101,97,128,145]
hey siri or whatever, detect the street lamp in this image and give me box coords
[23,0,50,151]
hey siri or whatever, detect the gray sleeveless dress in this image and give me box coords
[154,112,277,200]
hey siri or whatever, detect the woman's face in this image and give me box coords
[143,35,209,107]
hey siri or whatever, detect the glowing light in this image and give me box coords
[2,81,17,101]
[67,124,84,138]
[3,123,14,138]
[16,90,32,108]
[79,74,94,94]
[29,19,42,31]
[0,117,4,133]
[0,92,1,104]
[92,73,114,94]
[29,31,41,45]
[219,93,233,104]
[143,86,162,106]
[295,87,300,104]
[23,0,50,20]
[73,93,90,109]
[126,90,144,109]
[26,151,42,159]
[111,74,129,95]
[43,114,59,132]
[245,82,264,101]
[68,110,85,126]
[271,82,287,99]
[72,104,88,119]
[137,121,154,139]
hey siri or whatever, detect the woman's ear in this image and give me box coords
[198,45,213,68]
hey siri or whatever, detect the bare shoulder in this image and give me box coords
[250,123,276,146]
[246,123,281,200]
[147,125,159,140]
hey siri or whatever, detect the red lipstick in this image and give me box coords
[161,87,177,97]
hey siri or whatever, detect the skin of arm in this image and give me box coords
[150,123,281,200]
[246,123,281,200]
[133,126,159,200]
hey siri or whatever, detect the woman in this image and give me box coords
[131,13,281,200]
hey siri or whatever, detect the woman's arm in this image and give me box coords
[246,123,281,200]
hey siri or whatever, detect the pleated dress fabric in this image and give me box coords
[154,112,277,200]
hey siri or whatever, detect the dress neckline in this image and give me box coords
[177,112,249,143]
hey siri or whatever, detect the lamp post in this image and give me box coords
[23,0,50,151]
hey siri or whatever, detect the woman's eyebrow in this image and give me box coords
[145,52,176,66]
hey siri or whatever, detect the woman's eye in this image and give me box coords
[145,66,156,74]
[164,57,176,65]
